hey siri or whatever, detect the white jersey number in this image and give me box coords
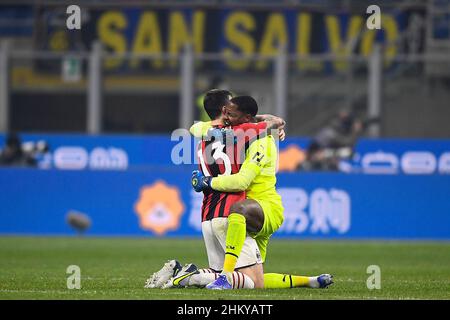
[197,141,232,177]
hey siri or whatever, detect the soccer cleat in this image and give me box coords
[144,259,182,289]
[162,263,199,289]
[317,274,334,288]
[206,274,232,290]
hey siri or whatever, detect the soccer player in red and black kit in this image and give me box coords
[146,90,331,290]
[150,90,285,289]
[145,90,271,289]
[188,90,285,288]
[196,107,275,223]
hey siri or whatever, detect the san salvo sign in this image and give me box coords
[34,4,424,74]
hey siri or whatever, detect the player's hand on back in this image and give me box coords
[255,114,286,131]
[278,128,286,141]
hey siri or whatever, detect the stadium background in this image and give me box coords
[0,0,449,300]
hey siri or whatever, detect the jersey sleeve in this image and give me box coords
[189,121,212,138]
[233,122,268,145]
[210,138,270,192]
[237,122,267,132]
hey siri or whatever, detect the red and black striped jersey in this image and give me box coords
[197,122,268,222]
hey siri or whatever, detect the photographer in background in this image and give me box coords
[0,133,37,167]
[300,109,365,171]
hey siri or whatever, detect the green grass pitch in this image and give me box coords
[0,236,449,300]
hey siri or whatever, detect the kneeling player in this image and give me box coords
[145,90,332,290]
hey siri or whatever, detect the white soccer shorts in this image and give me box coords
[201,217,263,271]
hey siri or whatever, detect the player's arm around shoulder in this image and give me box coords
[210,138,268,192]
[254,114,286,141]
[255,114,286,131]
[189,119,225,138]
[189,121,212,138]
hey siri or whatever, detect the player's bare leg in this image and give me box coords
[207,199,265,289]
[229,199,265,233]
[222,199,264,275]
[207,200,334,290]
[237,263,264,288]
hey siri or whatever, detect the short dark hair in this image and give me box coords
[230,96,258,117]
[203,89,233,120]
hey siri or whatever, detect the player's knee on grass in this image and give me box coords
[239,264,264,289]
[229,200,264,233]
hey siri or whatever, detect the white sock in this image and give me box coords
[187,269,254,289]
[230,271,254,289]
[187,268,218,286]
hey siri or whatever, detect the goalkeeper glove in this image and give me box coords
[191,170,212,192]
